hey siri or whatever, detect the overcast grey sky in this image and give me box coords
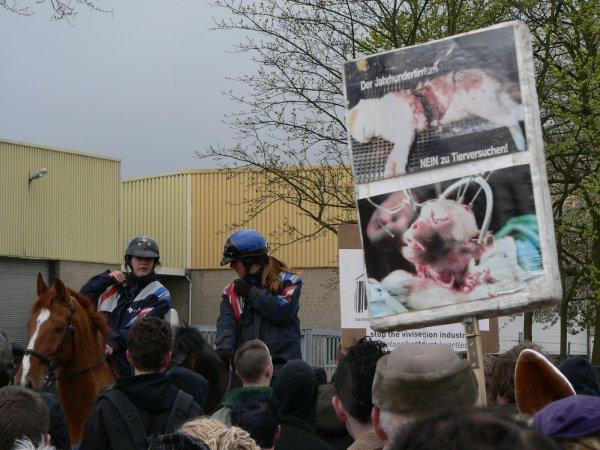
[0,1,252,179]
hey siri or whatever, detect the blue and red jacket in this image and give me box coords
[80,270,171,374]
[215,271,302,364]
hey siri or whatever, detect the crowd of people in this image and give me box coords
[1,231,600,449]
[2,316,600,449]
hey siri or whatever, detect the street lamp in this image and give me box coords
[28,168,48,189]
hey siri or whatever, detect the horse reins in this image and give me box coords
[23,299,107,386]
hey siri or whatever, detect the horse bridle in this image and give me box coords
[23,299,106,386]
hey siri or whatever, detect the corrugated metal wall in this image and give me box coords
[0,140,120,263]
[191,170,339,269]
[121,174,188,269]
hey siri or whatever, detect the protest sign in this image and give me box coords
[342,22,561,332]
[338,241,498,352]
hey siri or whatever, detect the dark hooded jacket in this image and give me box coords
[274,360,333,450]
[79,372,201,450]
[40,392,71,450]
[559,356,600,396]
[166,366,209,410]
[81,270,171,375]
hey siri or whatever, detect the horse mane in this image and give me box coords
[31,284,112,344]
[175,325,227,364]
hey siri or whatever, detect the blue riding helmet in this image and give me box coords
[220,229,268,266]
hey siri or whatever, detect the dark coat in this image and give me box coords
[40,392,71,450]
[80,271,171,375]
[79,372,200,450]
[276,417,334,450]
[215,271,302,364]
[166,366,209,410]
[274,360,333,450]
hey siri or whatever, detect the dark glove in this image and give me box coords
[215,348,234,366]
[233,278,253,299]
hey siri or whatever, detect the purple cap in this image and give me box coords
[534,395,600,440]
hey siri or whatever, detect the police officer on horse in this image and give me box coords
[81,236,171,376]
[215,230,302,375]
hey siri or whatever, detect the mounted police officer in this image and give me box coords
[80,236,171,376]
[215,230,302,376]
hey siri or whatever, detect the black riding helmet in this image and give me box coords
[125,236,160,267]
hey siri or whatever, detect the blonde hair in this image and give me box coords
[262,255,297,294]
[562,436,600,450]
[180,417,260,450]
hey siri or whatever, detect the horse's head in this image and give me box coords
[15,274,110,391]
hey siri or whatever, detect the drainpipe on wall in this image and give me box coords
[185,271,192,325]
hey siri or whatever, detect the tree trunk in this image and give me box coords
[560,296,569,360]
[592,298,600,364]
[523,311,533,342]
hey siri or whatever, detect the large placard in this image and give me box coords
[342,22,561,331]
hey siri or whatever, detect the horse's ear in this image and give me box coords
[53,277,68,301]
[37,273,48,297]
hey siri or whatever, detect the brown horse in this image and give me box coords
[172,325,234,413]
[15,274,115,444]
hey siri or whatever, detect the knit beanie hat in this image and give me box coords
[559,356,600,397]
[371,343,477,414]
[149,432,210,450]
[534,395,600,440]
[515,349,575,415]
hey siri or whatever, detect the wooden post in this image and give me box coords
[463,316,487,406]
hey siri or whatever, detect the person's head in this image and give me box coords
[126,317,173,373]
[0,329,13,388]
[148,432,209,450]
[230,392,280,450]
[483,353,497,405]
[234,339,273,387]
[534,395,600,450]
[0,386,49,450]
[220,229,269,276]
[125,236,160,277]
[386,407,563,450]
[332,337,387,436]
[274,359,318,426]
[370,343,478,443]
[220,229,295,294]
[492,341,544,404]
[180,418,260,450]
[559,356,600,397]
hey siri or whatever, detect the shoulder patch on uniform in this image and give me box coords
[279,271,301,284]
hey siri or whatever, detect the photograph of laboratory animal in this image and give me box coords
[358,164,543,318]
[344,23,529,183]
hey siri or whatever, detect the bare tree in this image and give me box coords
[203,0,600,357]
[1,0,112,21]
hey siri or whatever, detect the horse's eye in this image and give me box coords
[54,327,64,334]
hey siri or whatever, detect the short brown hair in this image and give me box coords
[128,317,173,372]
[491,342,545,402]
[0,386,49,450]
[234,340,271,382]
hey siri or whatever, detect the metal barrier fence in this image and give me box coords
[191,324,341,381]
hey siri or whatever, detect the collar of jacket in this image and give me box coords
[222,386,273,407]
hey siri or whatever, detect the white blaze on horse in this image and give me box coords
[15,274,115,444]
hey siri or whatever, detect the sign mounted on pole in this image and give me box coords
[342,22,561,331]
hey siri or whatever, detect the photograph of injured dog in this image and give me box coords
[358,164,543,318]
[345,23,529,183]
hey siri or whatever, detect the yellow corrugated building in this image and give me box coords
[0,139,121,343]
[121,169,343,270]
